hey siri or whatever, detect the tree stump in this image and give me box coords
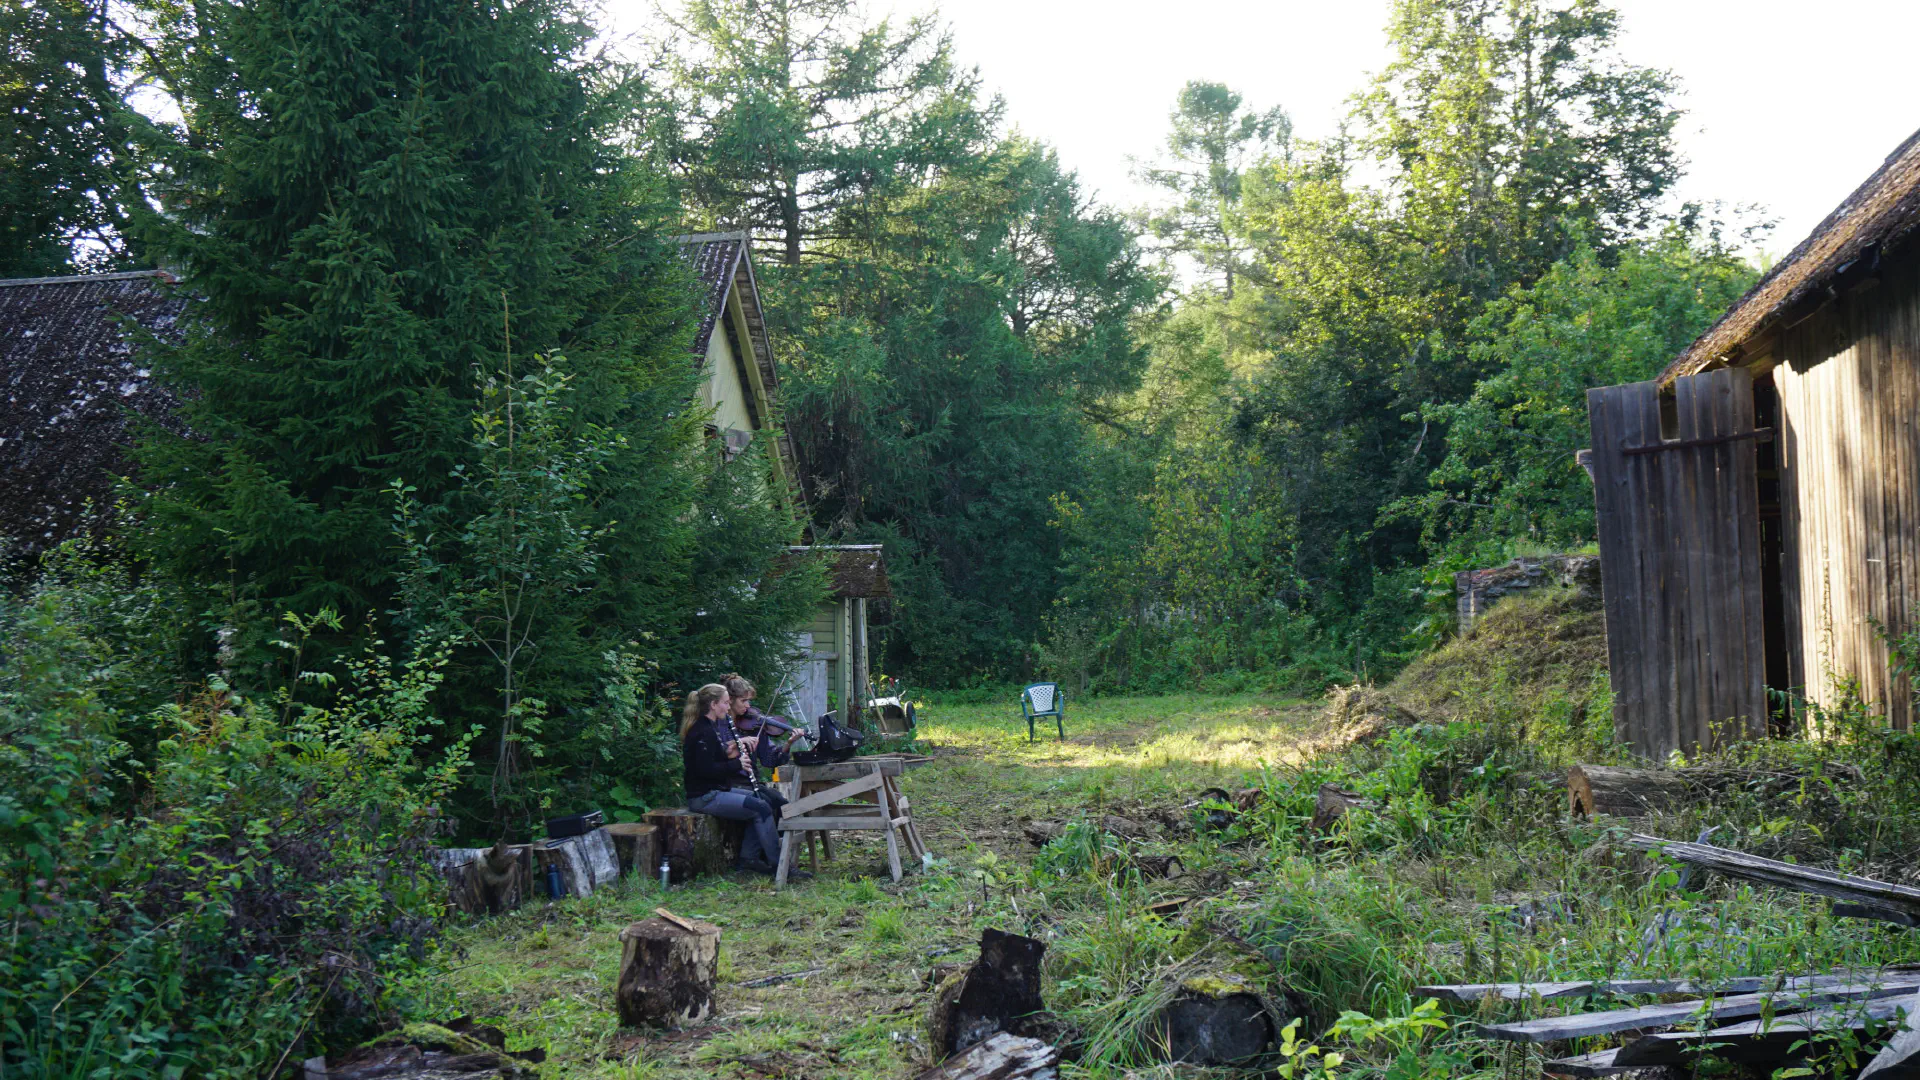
[914,1032,1059,1080]
[616,915,721,1027]
[534,827,620,898]
[928,929,1048,1057]
[604,822,661,878]
[1147,971,1285,1065]
[645,808,740,882]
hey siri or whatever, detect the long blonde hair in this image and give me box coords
[680,683,729,739]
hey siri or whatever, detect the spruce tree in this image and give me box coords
[126,0,805,824]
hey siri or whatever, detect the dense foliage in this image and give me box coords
[1,539,460,1076]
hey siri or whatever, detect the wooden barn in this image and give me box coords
[1588,128,1920,759]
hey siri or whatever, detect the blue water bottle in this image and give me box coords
[545,862,564,900]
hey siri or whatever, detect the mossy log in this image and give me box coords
[1147,971,1287,1066]
[616,915,721,1027]
[644,808,740,882]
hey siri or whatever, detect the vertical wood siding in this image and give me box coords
[1589,368,1769,759]
[1774,257,1920,730]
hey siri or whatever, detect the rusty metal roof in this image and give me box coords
[0,271,186,557]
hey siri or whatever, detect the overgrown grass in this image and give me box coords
[425,597,1920,1079]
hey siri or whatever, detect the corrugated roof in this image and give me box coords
[0,271,186,557]
[1662,127,1920,385]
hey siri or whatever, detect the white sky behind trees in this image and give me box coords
[602,0,1920,264]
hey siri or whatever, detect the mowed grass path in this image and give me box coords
[431,693,1317,1079]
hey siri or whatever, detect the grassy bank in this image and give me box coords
[425,592,1920,1079]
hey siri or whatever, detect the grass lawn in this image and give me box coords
[429,693,1316,1079]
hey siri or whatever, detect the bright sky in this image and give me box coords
[602,0,1920,262]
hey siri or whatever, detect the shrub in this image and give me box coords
[1,562,470,1077]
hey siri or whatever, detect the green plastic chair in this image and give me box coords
[1020,682,1065,742]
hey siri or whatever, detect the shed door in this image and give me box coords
[1588,367,1768,760]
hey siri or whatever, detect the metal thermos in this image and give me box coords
[658,858,671,890]
[545,862,563,900]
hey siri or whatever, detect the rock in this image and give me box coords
[616,915,722,1027]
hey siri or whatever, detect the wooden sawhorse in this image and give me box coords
[773,757,927,888]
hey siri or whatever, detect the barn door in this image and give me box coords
[1587,367,1768,760]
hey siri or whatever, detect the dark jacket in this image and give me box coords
[683,717,746,800]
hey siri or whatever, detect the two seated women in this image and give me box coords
[678,676,806,879]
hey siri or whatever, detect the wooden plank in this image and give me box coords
[1861,987,1920,1078]
[780,770,883,818]
[1620,428,1775,454]
[1419,975,1847,1004]
[1615,996,1917,1067]
[1626,834,1920,916]
[778,815,891,831]
[793,758,904,780]
[1590,383,1660,755]
[1476,980,1920,1043]
[1543,1048,1628,1078]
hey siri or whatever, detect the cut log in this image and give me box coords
[644,807,740,882]
[534,827,620,899]
[1476,978,1920,1043]
[1862,987,1920,1078]
[1568,766,1696,817]
[1147,971,1285,1065]
[1625,834,1920,919]
[604,823,661,879]
[1308,784,1376,834]
[1134,855,1185,881]
[616,914,721,1027]
[1569,763,1864,818]
[913,1032,1059,1080]
[928,929,1048,1057]
[1615,996,1916,1066]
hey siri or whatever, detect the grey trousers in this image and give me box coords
[687,786,779,868]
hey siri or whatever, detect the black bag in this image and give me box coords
[793,711,863,765]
